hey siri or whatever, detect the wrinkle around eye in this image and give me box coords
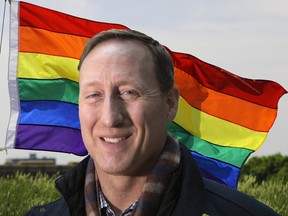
[119,90,140,101]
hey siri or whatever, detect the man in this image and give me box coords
[25,29,279,216]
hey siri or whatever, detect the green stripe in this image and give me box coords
[18,78,79,104]
[167,122,253,167]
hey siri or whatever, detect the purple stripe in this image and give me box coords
[15,124,88,156]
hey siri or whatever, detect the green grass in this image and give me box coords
[0,172,60,216]
[238,175,288,216]
[0,173,286,215]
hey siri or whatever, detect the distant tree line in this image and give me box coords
[240,153,288,183]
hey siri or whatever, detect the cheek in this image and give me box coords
[79,105,99,152]
[79,104,98,130]
[129,102,167,128]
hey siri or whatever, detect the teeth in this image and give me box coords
[103,137,126,143]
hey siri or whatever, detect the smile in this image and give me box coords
[102,137,127,143]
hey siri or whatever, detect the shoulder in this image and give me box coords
[203,178,280,216]
[178,143,280,215]
[23,197,70,216]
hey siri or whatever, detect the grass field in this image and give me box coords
[0,172,286,215]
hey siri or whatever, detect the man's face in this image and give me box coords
[79,39,178,176]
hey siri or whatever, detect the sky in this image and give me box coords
[0,0,287,165]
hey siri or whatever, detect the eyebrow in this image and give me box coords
[80,79,140,88]
[80,80,102,88]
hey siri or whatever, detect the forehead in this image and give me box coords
[79,39,158,85]
[81,39,155,74]
[88,39,154,61]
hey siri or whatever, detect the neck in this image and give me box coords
[97,172,146,212]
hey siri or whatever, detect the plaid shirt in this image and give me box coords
[99,189,138,216]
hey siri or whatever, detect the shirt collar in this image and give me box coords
[98,186,138,216]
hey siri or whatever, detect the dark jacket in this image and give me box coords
[24,144,279,216]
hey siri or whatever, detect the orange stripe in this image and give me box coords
[174,67,277,132]
[20,26,87,59]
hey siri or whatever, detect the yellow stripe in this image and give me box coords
[174,97,267,151]
[18,52,79,82]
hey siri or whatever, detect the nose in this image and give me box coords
[100,95,124,127]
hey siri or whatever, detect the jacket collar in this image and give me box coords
[55,144,215,216]
[55,156,90,215]
[157,144,213,216]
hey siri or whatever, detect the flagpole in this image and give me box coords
[0,0,9,54]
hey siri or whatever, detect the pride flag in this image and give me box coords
[6,1,286,188]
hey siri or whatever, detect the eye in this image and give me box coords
[85,92,102,102]
[120,90,140,100]
[87,93,99,98]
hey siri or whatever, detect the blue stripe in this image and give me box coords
[191,151,240,188]
[19,100,80,129]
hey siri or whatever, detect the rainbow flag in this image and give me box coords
[6,1,287,188]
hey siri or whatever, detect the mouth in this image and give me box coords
[101,136,129,143]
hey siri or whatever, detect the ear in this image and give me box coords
[166,85,179,122]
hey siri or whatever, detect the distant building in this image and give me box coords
[5,153,56,166]
[1,154,74,177]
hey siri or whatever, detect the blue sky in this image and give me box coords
[0,0,287,164]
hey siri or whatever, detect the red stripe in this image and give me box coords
[20,2,128,38]
[168,49,287,109]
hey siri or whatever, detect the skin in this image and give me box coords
[79,39,179,212]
